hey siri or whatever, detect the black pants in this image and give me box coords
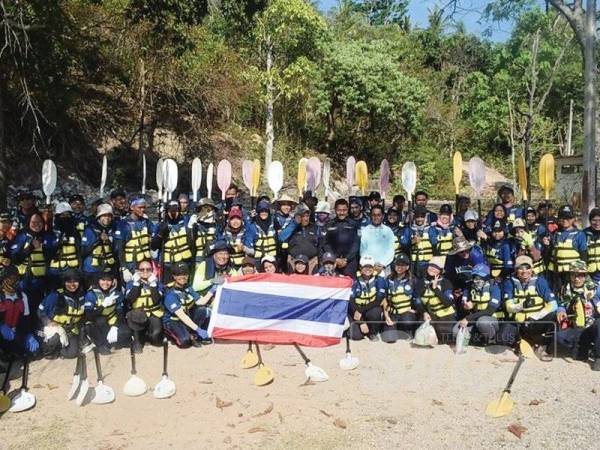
[126,313,163,347]
[430,319,456,344]
[41,332,80,359]
[557,321,600,359]
[499,313,556,348]
[349,306,382,340]
[381,311,419,343]
[86,317,132,349]
[163,306,209,348]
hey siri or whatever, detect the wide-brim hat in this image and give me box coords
[448,237,474,255]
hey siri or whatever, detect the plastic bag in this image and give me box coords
[413,320,438,347]
[455,326,471,354]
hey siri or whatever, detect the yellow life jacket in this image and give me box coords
[512,279,545,322]
[132,285,163,318]
[354,278,377,306]
[166,285,196,321]
[53,291,85,331]
[124,224,152,263]
[194,225,216,259]
[411,227,433,262]
[393,234,401,258]
[469,285,504,319]
[387,279,412,315]
[76,220,86,238]
[436,227,453,256]
[254,224,277,259]
[17,238,47,277]
[550,231,581,273]
[91,288,118,326]
[49,235,79,270]
[587,232,600,273]
[224,229,245,267]
[484,243,504,278]
[164,225,192,264]
[91,236,115,268]
[421,284,455,318]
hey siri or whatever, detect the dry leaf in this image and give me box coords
[46,383,59,390]
[263,344,275,351]
[432,399,443,406]
[386,418,398,425]
[507,424,527,439]
[253,402,274,417]
[333,418,347,429]
[592,388,598,394]
[299,379,315,387]
[319,409,332,417]
[32,383,43,389]
[199,380,213,385]
[277,412,284,423]
[248,427,267,434]
[216,397,233,410]
[224,373,239,378]
[529,399,544,406]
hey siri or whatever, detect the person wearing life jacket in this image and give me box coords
[456,209,486,245]
[360,205,395,273]
[413,256,456,343]
[247,200,296,265]
[391,194,408,223]
[114,197,157,283]
[0,266,40,355]
[382,254,417,343]
[220,206,249,270]
[192,240,239,294]
[69,194,89,238]
[189,198,221,263]
[162,262,211,348]
[287,203,322,273]
[154,201,193,282]
[414,191,438,225]
[39,269,87,359]
[48,202,82,289]
[485,185,522,226]
[110,189,129,220]
[177,193,191,222]
[434,204,456,256]
[555,260,600,371]
[124,260,164,353]
[349,255,386,341]
[501,255,557,360]
[402,205,438,277]
[217,184,242,218]
[510,218,545,275]
[273,195,297,266]
[585,208,600,283]
[453,264,502,345]
[324,199,360,278]
[0,211,15,271]
[14,190,38,231]
[384,207,404,260]
[483,204,510,234]
[81,203,117,285]
[83,271,130,354]
[454,196,471,228]
[11,212,56,311]
[349,197,370,231]
[543,205,587,292]
[525,206,545,237]
[482,219,514,280]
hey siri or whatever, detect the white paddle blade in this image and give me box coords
[206,163,214,199]
[401,161,417,200]
[339,353,360,371]
[141,153,147,195]
[100,155,107,197]
[42,159,57,203]
[123,375,147,397]
[346,156,356,193]
[268,161,284,199]
[468,157,486,197]
[91,382,115,405]
[9,391,36,413]
[75,380,90,406]
[163,159,178,197]
[156,158,165,197]
[242,160,254,193]
[67,374,80,401]
[191,158,202,202]
[153,375,176,399]
[323,159,331,196]
[305,362,328,382]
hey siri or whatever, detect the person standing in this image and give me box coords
[323,199,360,277]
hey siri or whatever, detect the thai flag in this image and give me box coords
[208,273,352,347]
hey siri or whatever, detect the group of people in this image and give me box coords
[1,182,599,372]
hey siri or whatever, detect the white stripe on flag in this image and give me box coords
[209,314,344,338]
[223,281,351,302]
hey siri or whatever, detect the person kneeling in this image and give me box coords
[349,256,386,341]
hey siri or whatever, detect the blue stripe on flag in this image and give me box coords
[217,288,348,325]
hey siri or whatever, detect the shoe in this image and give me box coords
[132,340,143,354]
[201,338,213,345]
[592,359,600,371]
[535,345,552,362]
[368,334,380,342]
[191,339,203,348]
[98,345,111,356]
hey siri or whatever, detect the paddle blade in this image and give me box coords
[401,162,417,201]
[355,161,368,195]
[468,157,486,197]
[306,157,322,192]
[163,159,178,198]
[254,365,274,386]
[486,391,514,418]
[9,390,36,413]
[217,159,232,201]
[206,163,214,199]
[91,382,115,405]
[453,151,462,194]
[251,159,261,197]
[241,350,259,369]
[379,159,391,199]
[153,375,176,399]
[242,160,254,193]
[323,159,331,197]
[519,339,535,359]
[156,158,165,195]
[0,395,10,413]
[268,161,284,199]
[42,159,57,203]
[191,158,202,202]
[123,375,147,397]
[517,154,528,201]
[539,154,555,200]
[100,155,107,197]
[297,158,307,196]
[305,362,328,382]
[75,380,89,406]
[346,156,356,193]
[339,353,359,371]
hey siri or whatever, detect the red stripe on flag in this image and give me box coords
[211,327,341,347]
[226,273,353,289]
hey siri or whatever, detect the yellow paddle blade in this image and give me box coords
[539,154,555,200]
[240,350,259,369]
[0,395,10,413]
[453,151,462,194]
[251,159,261,197]
[517,154,528,202]
[486,391,514,418]
[519,340,535,359]
[355,161,368,195]
[253,365,274,386]
[297,159,307,197]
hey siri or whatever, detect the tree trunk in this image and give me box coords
[0,75,6,209]
[264,37,274,174]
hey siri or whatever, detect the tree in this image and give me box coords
[343,0,409,26]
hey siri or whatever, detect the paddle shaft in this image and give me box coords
[255,342,263,366]
[345,335,351,354]
[21,357,29,390]
[503,357,525,394]
[1,357,14,394]
[80,353,87,380]
[93,348,104,382]
[162,339,169,377]
[130,339,138,375]
[294,344,311,365]
[247,341,253,353]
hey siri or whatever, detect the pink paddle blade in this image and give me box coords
[379,159,390,199]
[306,157,322,192]
[217,159,232,200]
[242,160,254,193]
[346,156,356,193]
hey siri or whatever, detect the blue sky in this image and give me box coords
[317,0,528,42]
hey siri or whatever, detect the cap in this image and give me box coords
[394,253,410,266]
[55,202,73,215]
[293,203,310,217]
[492,220,505,231]
[130,197,146,207]
[413,205,427,216]
[62,269,81,283]
[256,200,271,212]
[498,185,514,195]
[241,256,256,267]
[558,205,575,219]
[526,206,536,214]
[464,209,479,222]
[228,206,243,220]
[167,200,179,210]
[315,201,330,214]
[261,254,276,265]
[96,203,113,218]
[321,252,336,264]
[171,262,189,276]
[197,198,216,209]
[277,194,297,206]
[515,255,533,268]
[439,204,452,215]
[569,260,588,273]
[512,218,526,229]
[360,255,375,267]
[472,263,490,278]
[209,240,232,255]
[16,190,34,200]
[368,191,381,201]
[349,196,362,207]
[110,189,126,199]
[0,211,11,222]
[295,254,309,265]
[590,208,600,221]
[427,256,446,271]
[69,194,84,204]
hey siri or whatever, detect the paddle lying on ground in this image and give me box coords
[75,352,90,406]
[206,162,214,199]
[323,159,331,200]
[518,338,535,359]
[241,341,259,369]
[346,156,356,195]
[297,158,307,200]
[191,158,202,202]
[268,161,284,200]
[153,339,176,399]
[123,339,147,397]
[486,356,525,418]
[9,357,36,413]
[294,344,328,382]
[453,151,462,210]
[91,347,115,405]
[355,161,368,196]
[100,155,107,198]
[217,159,232,201]
[468,157,486,219]
[42,159,57,205]
[253,343,274,386]
[0,357,14,413]
[67,355,81,400]
[339,335,359,371]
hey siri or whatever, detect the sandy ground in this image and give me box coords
[2,339,599,450]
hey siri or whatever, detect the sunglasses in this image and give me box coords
[139,267,153,272]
